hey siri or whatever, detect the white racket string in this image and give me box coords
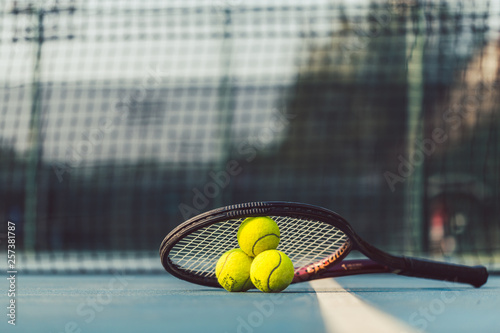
[169,216,349,278]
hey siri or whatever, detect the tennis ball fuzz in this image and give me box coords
[237,216,280,257]
[250,250,294,293]
[215,249,254,292]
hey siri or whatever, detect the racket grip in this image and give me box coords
[398,257,488,288]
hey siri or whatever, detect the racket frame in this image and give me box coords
[160,201,488,288]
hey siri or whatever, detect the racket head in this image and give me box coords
[159,201,367,288]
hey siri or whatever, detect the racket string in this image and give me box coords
[173,220,241,276]
[278,217,347,267]
[169,216,349,278]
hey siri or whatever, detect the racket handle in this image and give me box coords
[398,257,488,288]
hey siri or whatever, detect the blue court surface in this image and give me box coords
[2,273,499,333]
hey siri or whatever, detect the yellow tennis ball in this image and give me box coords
[215,249,254,292]
[237,216,280,257]
[250,250,294,293]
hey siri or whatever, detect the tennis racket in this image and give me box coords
[159,201,488,288]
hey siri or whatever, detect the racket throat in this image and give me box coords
[293,240,351,283]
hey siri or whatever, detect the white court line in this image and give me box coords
[310,279,420,333]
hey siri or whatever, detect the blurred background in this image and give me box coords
[0,0,499,273]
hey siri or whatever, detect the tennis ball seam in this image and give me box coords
[252,233,280,256]
[240,276,251,292]
[218,251,235,279]
[267,251,282,292]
